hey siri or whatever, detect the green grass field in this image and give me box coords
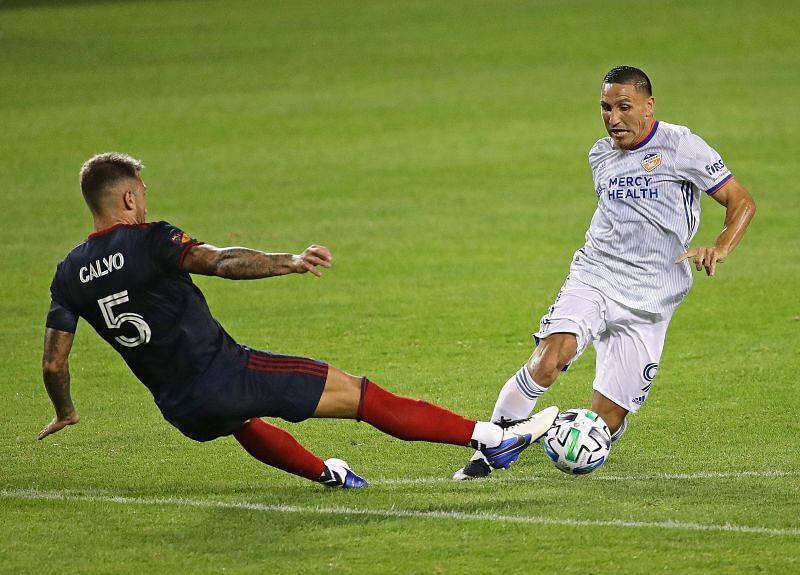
[2,0,799,573]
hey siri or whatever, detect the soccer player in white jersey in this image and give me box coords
[454,65,756,480]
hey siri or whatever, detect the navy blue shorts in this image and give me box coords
[164,345,329,442]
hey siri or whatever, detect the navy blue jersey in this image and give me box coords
[46,221,245,414]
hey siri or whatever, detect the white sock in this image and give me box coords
[490,365,548,423]
[470,421,504,450]
[611,417,628,443]
[469,366,549,462]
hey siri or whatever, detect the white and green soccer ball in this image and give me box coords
[543,408,611,475]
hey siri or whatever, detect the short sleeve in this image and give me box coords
[148,221,203,270]
[588,138,609,170]
[46,270,78,333]
[677,132,733,195]
[46,299,79,333]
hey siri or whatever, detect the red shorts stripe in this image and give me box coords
[247,355,324,367]
[248,357,327,370]
[247,364,328,379]
[247,353,323,365]
[247,360,327,374]
[246,354,328,378]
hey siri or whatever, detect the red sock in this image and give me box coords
[356,378,476,446]
[233,418,325,481]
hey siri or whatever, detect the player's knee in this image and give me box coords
[315,367,363,418]
[527,352,566,387]
[528,335,576,386]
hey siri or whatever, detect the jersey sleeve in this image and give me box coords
[677,132,733,195]
[588,138,609,169]
[148,221,203,271]
[46,269,79,333]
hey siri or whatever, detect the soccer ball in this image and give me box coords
[542,408,611,475]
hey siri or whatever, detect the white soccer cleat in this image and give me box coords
[480,406,559,469]
[318,458,368,488]
[456,406,560,478]
[503,405,560,444]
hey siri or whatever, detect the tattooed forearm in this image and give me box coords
[42,327,76,417]
[214,248,296,279]
[43,366,76,418]
[182,243,330,279]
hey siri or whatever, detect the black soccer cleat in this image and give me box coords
[452,457,493,480]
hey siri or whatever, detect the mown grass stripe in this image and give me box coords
[2,488,798,538]
[376,469,800,485]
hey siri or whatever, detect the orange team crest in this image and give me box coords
[641,152,662,172]
[170,231,192,246]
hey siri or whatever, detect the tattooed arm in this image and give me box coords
[39,328,80,440]
[181,244,332,279]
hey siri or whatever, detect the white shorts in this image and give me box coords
[534,276,672,413]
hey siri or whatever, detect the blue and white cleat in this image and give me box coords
[480,406,559,470]
[318,458,368,488]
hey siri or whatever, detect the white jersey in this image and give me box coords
[569,120,733,314]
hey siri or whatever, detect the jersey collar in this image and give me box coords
[629,120,659,151]
[88,222,151,239]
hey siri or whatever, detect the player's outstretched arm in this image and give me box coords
[675,178,756,276]
[39,327,80,440]
[181,244,332,279]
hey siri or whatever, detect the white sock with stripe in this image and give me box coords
[490,365,548,423]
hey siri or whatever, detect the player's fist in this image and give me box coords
[293,245,332,276]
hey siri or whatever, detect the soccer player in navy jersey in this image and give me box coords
[39,152,558,488]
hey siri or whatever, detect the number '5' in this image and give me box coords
[97,291,152,348]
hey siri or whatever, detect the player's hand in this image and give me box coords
[292,245,332,277]
[675,246,729,277]
[37,411,80,440]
